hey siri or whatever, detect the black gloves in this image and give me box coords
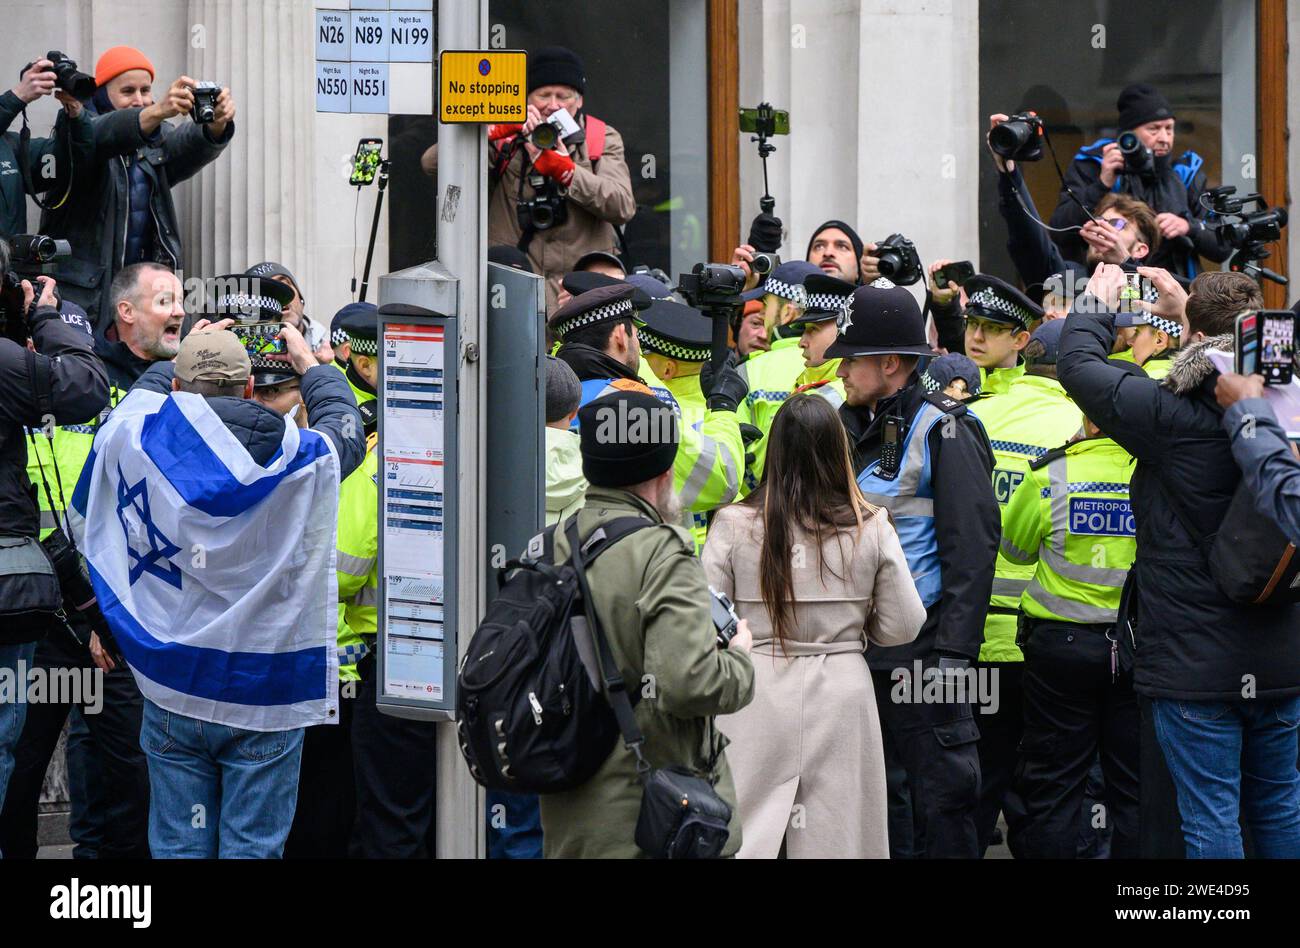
[747,212,784,254]
[703,360,749,414]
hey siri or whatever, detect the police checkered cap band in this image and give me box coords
[920,372,940,393]
[554,297,635,338]
[1143,281,1160,303]
[806,290,853,314]
[331,327,349,346]
[762,277,808,306]
[348,335,379,355]
[1145,314,1182,337]
[638,328,711,362]
[969,287,1033,326]
[214,292,283,314]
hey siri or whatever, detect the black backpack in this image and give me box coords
[456,515,651,793]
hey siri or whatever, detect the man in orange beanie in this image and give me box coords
[39,45,235,333]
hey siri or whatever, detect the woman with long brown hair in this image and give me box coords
[702,393,924,858]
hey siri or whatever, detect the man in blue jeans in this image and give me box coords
[0,642,37,851]
[74,321,363,858]
[1059,264,1300,859]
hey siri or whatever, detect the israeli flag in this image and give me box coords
[68,388,341,731]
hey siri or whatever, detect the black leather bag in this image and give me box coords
[568,519,732,859]
[0,535,62,644]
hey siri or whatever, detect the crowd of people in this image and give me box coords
[1,37,1300,863]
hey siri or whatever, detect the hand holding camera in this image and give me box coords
[273,322,319,375]
[929,259,963,305]
[1085,262,1127,312]
[1098,142,1126,188]
[13,58,56,103]
[1135,266,1186,324]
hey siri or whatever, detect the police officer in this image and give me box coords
[735,260,823,488]
[332,301,380,433]
[962,274,1037,396]
[828,279,1001,859]
[788,273,854,408]
[551,283,746,527]
[965,315,1085,855]
[636,294,727,551]
[998,400,1140,859]
[329,302,439,857]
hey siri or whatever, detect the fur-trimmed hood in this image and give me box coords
[1160,333,1232,395]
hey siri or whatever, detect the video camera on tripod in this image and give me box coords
[678,262,747,380]
[1204,186,1289,286]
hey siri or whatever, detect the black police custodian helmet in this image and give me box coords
[822,278,935,359]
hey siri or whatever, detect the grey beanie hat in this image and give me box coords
[545,355,582,424]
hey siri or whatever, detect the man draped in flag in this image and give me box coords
[69,324,364,858]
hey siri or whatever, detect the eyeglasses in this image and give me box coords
[963,317,1016,337]
[1102,217,1129,231]
[532,89,577,105]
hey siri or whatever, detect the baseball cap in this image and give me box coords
[175,329,251,384]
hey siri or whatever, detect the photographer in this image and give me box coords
[1047,83,1229,279]
[0,249,108,825]
[421,46,635,310]
[40,46,235,333]
[1058,266,1300,859]
[1,58,93,240]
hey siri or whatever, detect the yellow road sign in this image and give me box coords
[439,50,526,123]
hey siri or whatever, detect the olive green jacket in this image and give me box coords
[539,487,756,858]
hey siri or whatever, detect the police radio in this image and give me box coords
[878,415,903,480]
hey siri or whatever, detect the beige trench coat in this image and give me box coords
[420,115,635,311]
[702,503,925,858]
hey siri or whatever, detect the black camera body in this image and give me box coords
[709,586,740,649]
[677,262,747,309]
[1117,131,1155,179]
[989,111,1044,163]
[516,175,569,232]
[0,235,69,344]
[28,51,95,99]
[873,233,923,286]
[1206,186,1290,286]
[190,81,222,124]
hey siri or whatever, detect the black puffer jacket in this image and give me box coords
[1058,304,1300,701]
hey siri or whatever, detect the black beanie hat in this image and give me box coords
[1117,83,1174,131]
[578,390,678,488]
[528,46,586,95]
[805,220,866,283]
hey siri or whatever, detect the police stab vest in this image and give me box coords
[856,400,953,608]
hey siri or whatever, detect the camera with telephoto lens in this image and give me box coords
[709,586,740,649]
[1117,131,1155,179]
[988,111,1044,163]
[1203,186,1289,286]
[872,233,923,286]
[190,81,221,124]
[0,235,69,344]
[23,51,95,99]
[527,108,582,151]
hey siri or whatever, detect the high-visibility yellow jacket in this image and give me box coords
[1000,436,1137,624]
[335,438,379,681]
[967,374,1083,660]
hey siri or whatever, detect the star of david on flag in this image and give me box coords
[116,466,183,590]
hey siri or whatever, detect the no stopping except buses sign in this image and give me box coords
[439,50,526,123]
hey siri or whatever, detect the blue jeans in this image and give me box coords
[140,698,305,858]
[486,790,543,859]
[1151,696,1300,859]
[0,641,37,844]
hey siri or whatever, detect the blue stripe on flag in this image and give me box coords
[88,561,328,706]
[140,397,330,518]
[70,446,96,517]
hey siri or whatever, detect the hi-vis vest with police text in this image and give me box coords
[999,437,1137,625]
[856,399,961,608]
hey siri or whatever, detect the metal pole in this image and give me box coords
[434,0,488,860]
[358,160,392,302]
